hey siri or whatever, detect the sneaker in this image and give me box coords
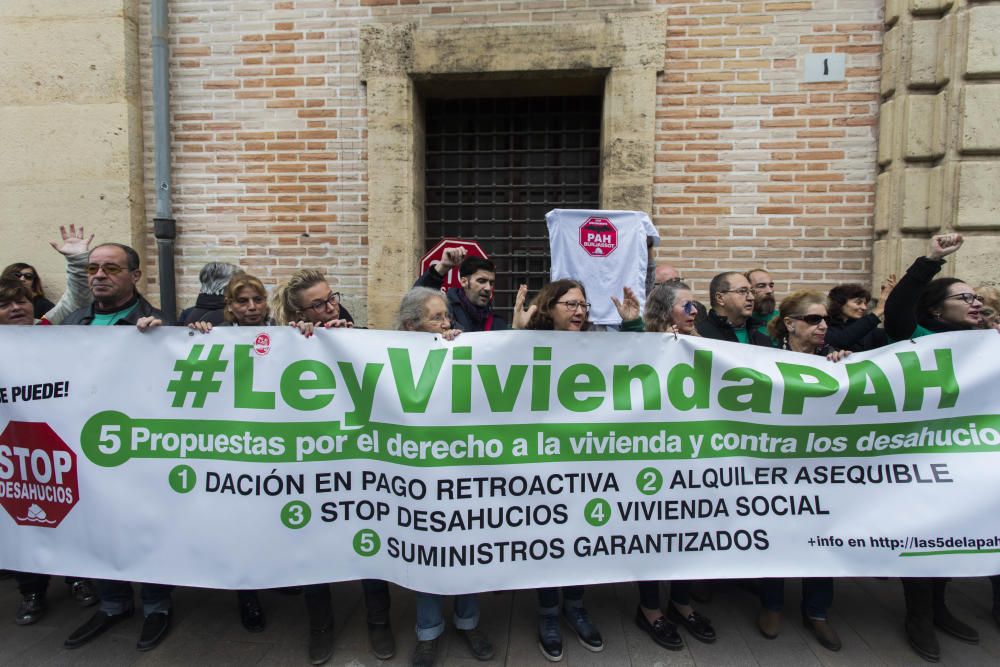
[308,624,334,665]
[460,627,495,660]
[933,607,979,644]
[801,614,841,652]
[634,606,683,650]
[537,614,563,662]
[411,638,437,667]
[667,605,716,644]
[15,593,47,626]
[563,605,604,652]
[70,580,98,607]
[368,621,396,659]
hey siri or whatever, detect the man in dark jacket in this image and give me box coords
[414,247,509,332]
[179,262,239,325]
[696,271,773,346]
[61,242,174,652]
[62,243,172,326]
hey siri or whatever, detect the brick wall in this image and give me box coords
[137,0,881,322]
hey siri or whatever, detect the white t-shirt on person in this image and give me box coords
[546,209,659,326]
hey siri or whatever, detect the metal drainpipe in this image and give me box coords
[151,0,177,320]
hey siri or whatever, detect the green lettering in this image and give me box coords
[612,364,661,410]
[337,361,383,427]
[556,363,605,412]
[478,365,528,412]
[718,367,772,413]
[279,360,335,411]
[233,344,275,409]
[667,350,712,411]
[388,348,447,413]
[531,347,552,411]
[776,362,839,415]
[896,348,959,411]
[837,360,896,414]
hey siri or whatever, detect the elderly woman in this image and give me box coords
[825,278,894,351]
[397,288,492,667]
[644,280,700,336]
[512,279,640,660]
[757,291,846,652]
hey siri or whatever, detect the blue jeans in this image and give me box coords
[96,580,173,617]
[414,592,479,641]
[759,578,833,620]
[537,586,584,616]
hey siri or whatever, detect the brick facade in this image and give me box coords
[136,0,882,323]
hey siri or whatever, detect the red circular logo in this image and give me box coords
[254,333,271,356]
[0,422,79,529]
[579,217,618,257]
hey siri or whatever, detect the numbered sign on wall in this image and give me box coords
[804,53,846,83]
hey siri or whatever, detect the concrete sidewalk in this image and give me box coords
[2,576,999,666]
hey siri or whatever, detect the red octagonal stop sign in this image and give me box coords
[0,421,79,528]
[579,217,618,257]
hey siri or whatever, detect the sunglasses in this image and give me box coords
[680,301,698,315]
[792,314,831,326]
[86,263,131,276]
[12,272,36,281]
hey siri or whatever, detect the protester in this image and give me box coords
[395,287,493,666]
[652,263,683,287]
[644,281,699,336]
[746,268,778,325]
[2,262,53,318]
[825,277,895,351]
[696,272,773,346]
[179,262,240,325]
[0,225,92,325]
[881,233,981,661]
[975,285,1000,331]
[512,279,640,660]
[414,247,508,331]
[271,269,355,339]
[187,273,273,333]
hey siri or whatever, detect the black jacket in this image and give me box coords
[883,256,971,341]
[413,267,509,332]
[696,310,774,347]
[62,293,171,326]
[825,313,888,352]
[180,293,227,326]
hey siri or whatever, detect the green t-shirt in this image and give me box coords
[734,326,749,344]
[90,302,138,326]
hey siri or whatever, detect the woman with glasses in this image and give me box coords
[644,280,700,336]
[270,269,354,336]
[825,278,895,352]
[512,279,641,661]
[395,288,494,667]
[756,291,847,652]
[881,234,982,662]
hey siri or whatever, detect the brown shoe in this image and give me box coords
[802,614,841,651]
[757,609,781,639]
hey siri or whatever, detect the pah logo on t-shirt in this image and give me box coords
[579,217,618,257]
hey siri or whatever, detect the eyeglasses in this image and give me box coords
[425,313,450,324]
[85,263,130,276]
[721,288,752,297]
[233,296,266,306]
[792,314,831,326]
[303,292,340,312]
[753,282,775,290]
[12,272,35,281]
[556,300,591,312]
[945,293,984,305]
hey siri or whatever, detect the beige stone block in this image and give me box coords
[873,239,890,288]
[950,236,1000,286]
[901,166,942,232]
[0,0,137,21]
[881,26,900,97]
[885,0,904,26]
[909,15,951,89]
[875,170,894,233]
[878,98,896,167]
[601,68,656,212]
[956,162,1000,229]
[910,0,954,16]
[967,5,1000,78]
[899,237,932,274]
[960,85,1000,154]
[903,93,945,160]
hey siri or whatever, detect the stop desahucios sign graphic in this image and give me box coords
[0,421,79,528]
[579,217,618,257]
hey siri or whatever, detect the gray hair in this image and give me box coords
[396,287,447,331]
[644,281,692,333]
[199,262,241,295]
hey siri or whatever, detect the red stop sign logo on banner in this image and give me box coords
[419,239,489,291]
[579,217,618,257]
[0,421,79,528]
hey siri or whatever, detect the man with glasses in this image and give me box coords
[414,247,508,332]
[696,271,774,346]
[61,242,175,652]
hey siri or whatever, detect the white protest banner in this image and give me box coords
[1,327,999,593]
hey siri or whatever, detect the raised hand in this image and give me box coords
[436,247,468,274]
[512,284,537,330]
[610,286,641,322]
[49,224,94,256]
[928,234,963,260]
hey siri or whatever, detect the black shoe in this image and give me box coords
[368,621,395,659]
[411,638,437,667]
[15,593,47,626]
[308,624,334,665]
[70,580,98,607]
[460,627,495,660]
[933,607,979,644]
[667,605,716,643]
[137,611,171,651]
[563,605,604,652]
[240,595,266,633]
[635,607,683,650]
[64,608,134,649]
[537,614,563,662]
[905,615,941,663]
